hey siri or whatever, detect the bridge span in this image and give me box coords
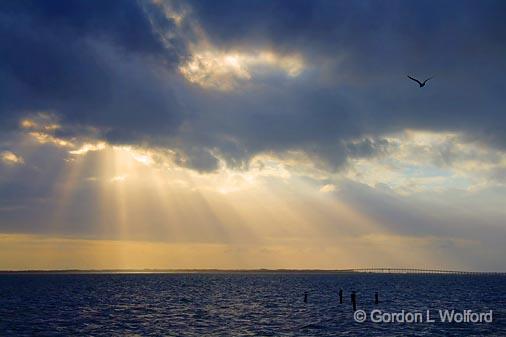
[350,268,505,275]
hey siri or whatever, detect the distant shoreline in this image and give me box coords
[1,268,505,275]
[0,269,354,274]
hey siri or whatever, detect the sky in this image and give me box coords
[1,0,506,271]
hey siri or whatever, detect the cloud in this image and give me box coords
[0,124,505,270]
[0,0,186,142]
[180,0,506,159]
[319,184,336,193]
[69,142,106,155]
[179,47,305,90]
[2,1,506,270]
[1,151,24,165]
[343,130,506,193]
[1,0,506,174]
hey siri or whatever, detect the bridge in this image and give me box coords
[349,268,506,275]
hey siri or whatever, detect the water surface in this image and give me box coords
[0,273,505,336]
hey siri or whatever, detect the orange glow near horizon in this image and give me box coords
[0,128,500,270]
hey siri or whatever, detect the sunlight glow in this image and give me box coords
[179,49,305,90]
[19,112,62,131]
[110,175,128,182]
[29,131,73,147]
[69,142,106,155]
[5,123,505,270]
[320,184,336,193]
[0,233,472,270]
[0,151,24,165]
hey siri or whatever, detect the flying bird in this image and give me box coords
[407,75,433,87]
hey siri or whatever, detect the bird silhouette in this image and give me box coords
[407,75,433,87]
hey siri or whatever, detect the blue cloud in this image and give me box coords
[1,0,506,171]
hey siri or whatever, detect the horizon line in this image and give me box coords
[1,268,506,275]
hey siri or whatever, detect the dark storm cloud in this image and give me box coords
[0,0,186,139]
[184,0,506,153]
[1,0,506,171]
